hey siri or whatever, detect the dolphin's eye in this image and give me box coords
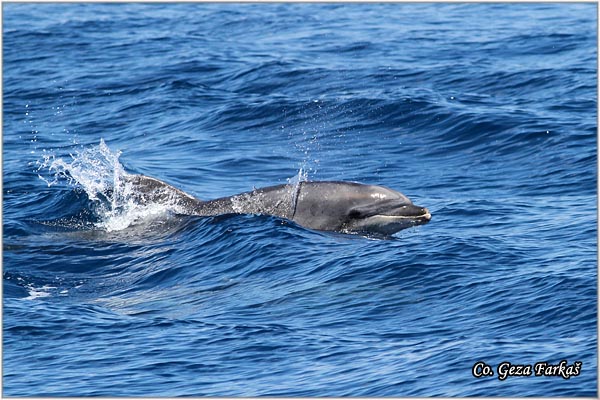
[348,209,363,219]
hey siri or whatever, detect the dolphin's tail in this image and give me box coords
[121,174,202,213]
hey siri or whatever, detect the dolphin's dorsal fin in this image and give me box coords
[122,174,202,212]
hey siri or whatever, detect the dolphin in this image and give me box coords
[123,174,431,235]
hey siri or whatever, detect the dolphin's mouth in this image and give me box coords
[344,202,431,234]
[386,204,430,219]
[372,210,431,228]
[350,201,430,220]
[378,207,431,221]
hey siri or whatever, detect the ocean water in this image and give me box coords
[2,3,597,397]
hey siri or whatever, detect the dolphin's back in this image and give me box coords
[124,175,296,219]
[199,181,360,230]
[194,184,296,220]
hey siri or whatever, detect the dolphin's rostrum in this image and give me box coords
[124,174,431,235]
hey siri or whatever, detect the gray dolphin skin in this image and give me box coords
[124,174,431,235]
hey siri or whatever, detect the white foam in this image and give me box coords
[98,201,175,232]
[23,284,56,300]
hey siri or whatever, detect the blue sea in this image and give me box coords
[2,3,597,397]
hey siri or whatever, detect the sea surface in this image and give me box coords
[2,3,597,397]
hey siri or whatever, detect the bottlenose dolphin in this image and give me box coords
[123,174,431,235]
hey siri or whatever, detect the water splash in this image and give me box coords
[36,139,179,232]
[37,139,122,199]
[287,166,309,186]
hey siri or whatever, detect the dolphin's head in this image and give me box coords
[340,184,431,235]
[293,182,431,236]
